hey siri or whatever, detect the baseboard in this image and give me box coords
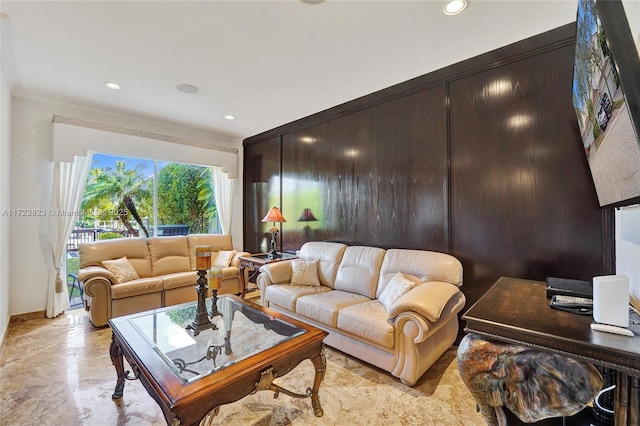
[0,322,8,358]
[9,310,46,324]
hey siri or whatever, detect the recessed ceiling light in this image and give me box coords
[444,0,467,15]
[301,0,325,4]
[177,83,199,94]
[224,115,236,120]
[104,81,122,90]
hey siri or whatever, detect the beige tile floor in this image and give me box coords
[0,308,486,426]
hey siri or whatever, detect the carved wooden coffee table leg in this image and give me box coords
[249,346,326,418]
[310,346,327,417]
[110,333,127,400]
[199,406,221,426]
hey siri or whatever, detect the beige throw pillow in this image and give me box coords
[290,259,321,286]
[101,256,140,284]
[379,272,415,311]
[212,250,236,268]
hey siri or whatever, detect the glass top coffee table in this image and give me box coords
[109,294,328,426]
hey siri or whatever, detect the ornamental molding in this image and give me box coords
[52,114,238,154]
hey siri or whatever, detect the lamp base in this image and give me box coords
[267,229,279,260]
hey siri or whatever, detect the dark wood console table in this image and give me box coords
[462,277,640,425]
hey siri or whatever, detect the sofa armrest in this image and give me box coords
[256,261,294,306]
[387,281,465,322]
[230,251,251,267]
[258,261,294,286]
[78,266,118,285]
[82,274,115,327]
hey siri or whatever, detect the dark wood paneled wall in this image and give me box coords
[277,87,449,252]
[448,44,611,307]
[243,136,281,253]
[243,23,614,310]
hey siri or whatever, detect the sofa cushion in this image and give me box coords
[296,290,371,327]
[298,242,347,288]
[161,271,198,290]
[110,277,164,299]
[337,300,395,348]
[266,284,331,311]
[378,272,415,311]
[212,250,236,268]
[290,260,321,286]
[101,256,140,283]
[79,237,152,277]
[221,266,240,280]
[377,249,463,297]
[147,236,191,276]
[187,234,234,268]
[333,246,386,299]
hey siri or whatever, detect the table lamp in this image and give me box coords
[298,208,318,241]
[262,206,286,259]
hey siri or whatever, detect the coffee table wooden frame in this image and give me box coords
[109,295,328,426]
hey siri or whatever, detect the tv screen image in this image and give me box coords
[572,0,640,208]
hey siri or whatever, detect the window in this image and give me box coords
[65,153,218,308]
[77,153,218,239]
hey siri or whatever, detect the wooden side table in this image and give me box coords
[238,253,297,298]
[462,277,640,426]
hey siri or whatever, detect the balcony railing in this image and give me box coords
[67,228,100,252]
[67,224,191,253]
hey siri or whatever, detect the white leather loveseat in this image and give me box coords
[257,241,465,386]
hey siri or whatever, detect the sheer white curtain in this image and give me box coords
[46,152,93,318]
[212,166,235,235]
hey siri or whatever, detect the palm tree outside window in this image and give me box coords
[78,153,218,239]
[82,160,152,237]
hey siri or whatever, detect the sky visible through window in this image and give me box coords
[91,153,168,177]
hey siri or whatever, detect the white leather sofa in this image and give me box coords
[78,234,249,327]
[257,241,465,386]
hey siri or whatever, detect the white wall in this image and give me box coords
[622,0,639,53]
[618,0,640,311]
[0,27,13,344]
[617,206,640,310]
[9,95,243,317]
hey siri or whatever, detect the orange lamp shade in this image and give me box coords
[261,207,287,223]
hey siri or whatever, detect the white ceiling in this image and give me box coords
[0,0,578,140]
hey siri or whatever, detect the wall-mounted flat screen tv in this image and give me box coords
[572,0,640,208]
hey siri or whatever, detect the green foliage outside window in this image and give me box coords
[98,232,124,240]
[80,155,217,237]
[82,160,152,237]
[157,164,216,234]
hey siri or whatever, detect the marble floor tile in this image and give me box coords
[0,309,485,425]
